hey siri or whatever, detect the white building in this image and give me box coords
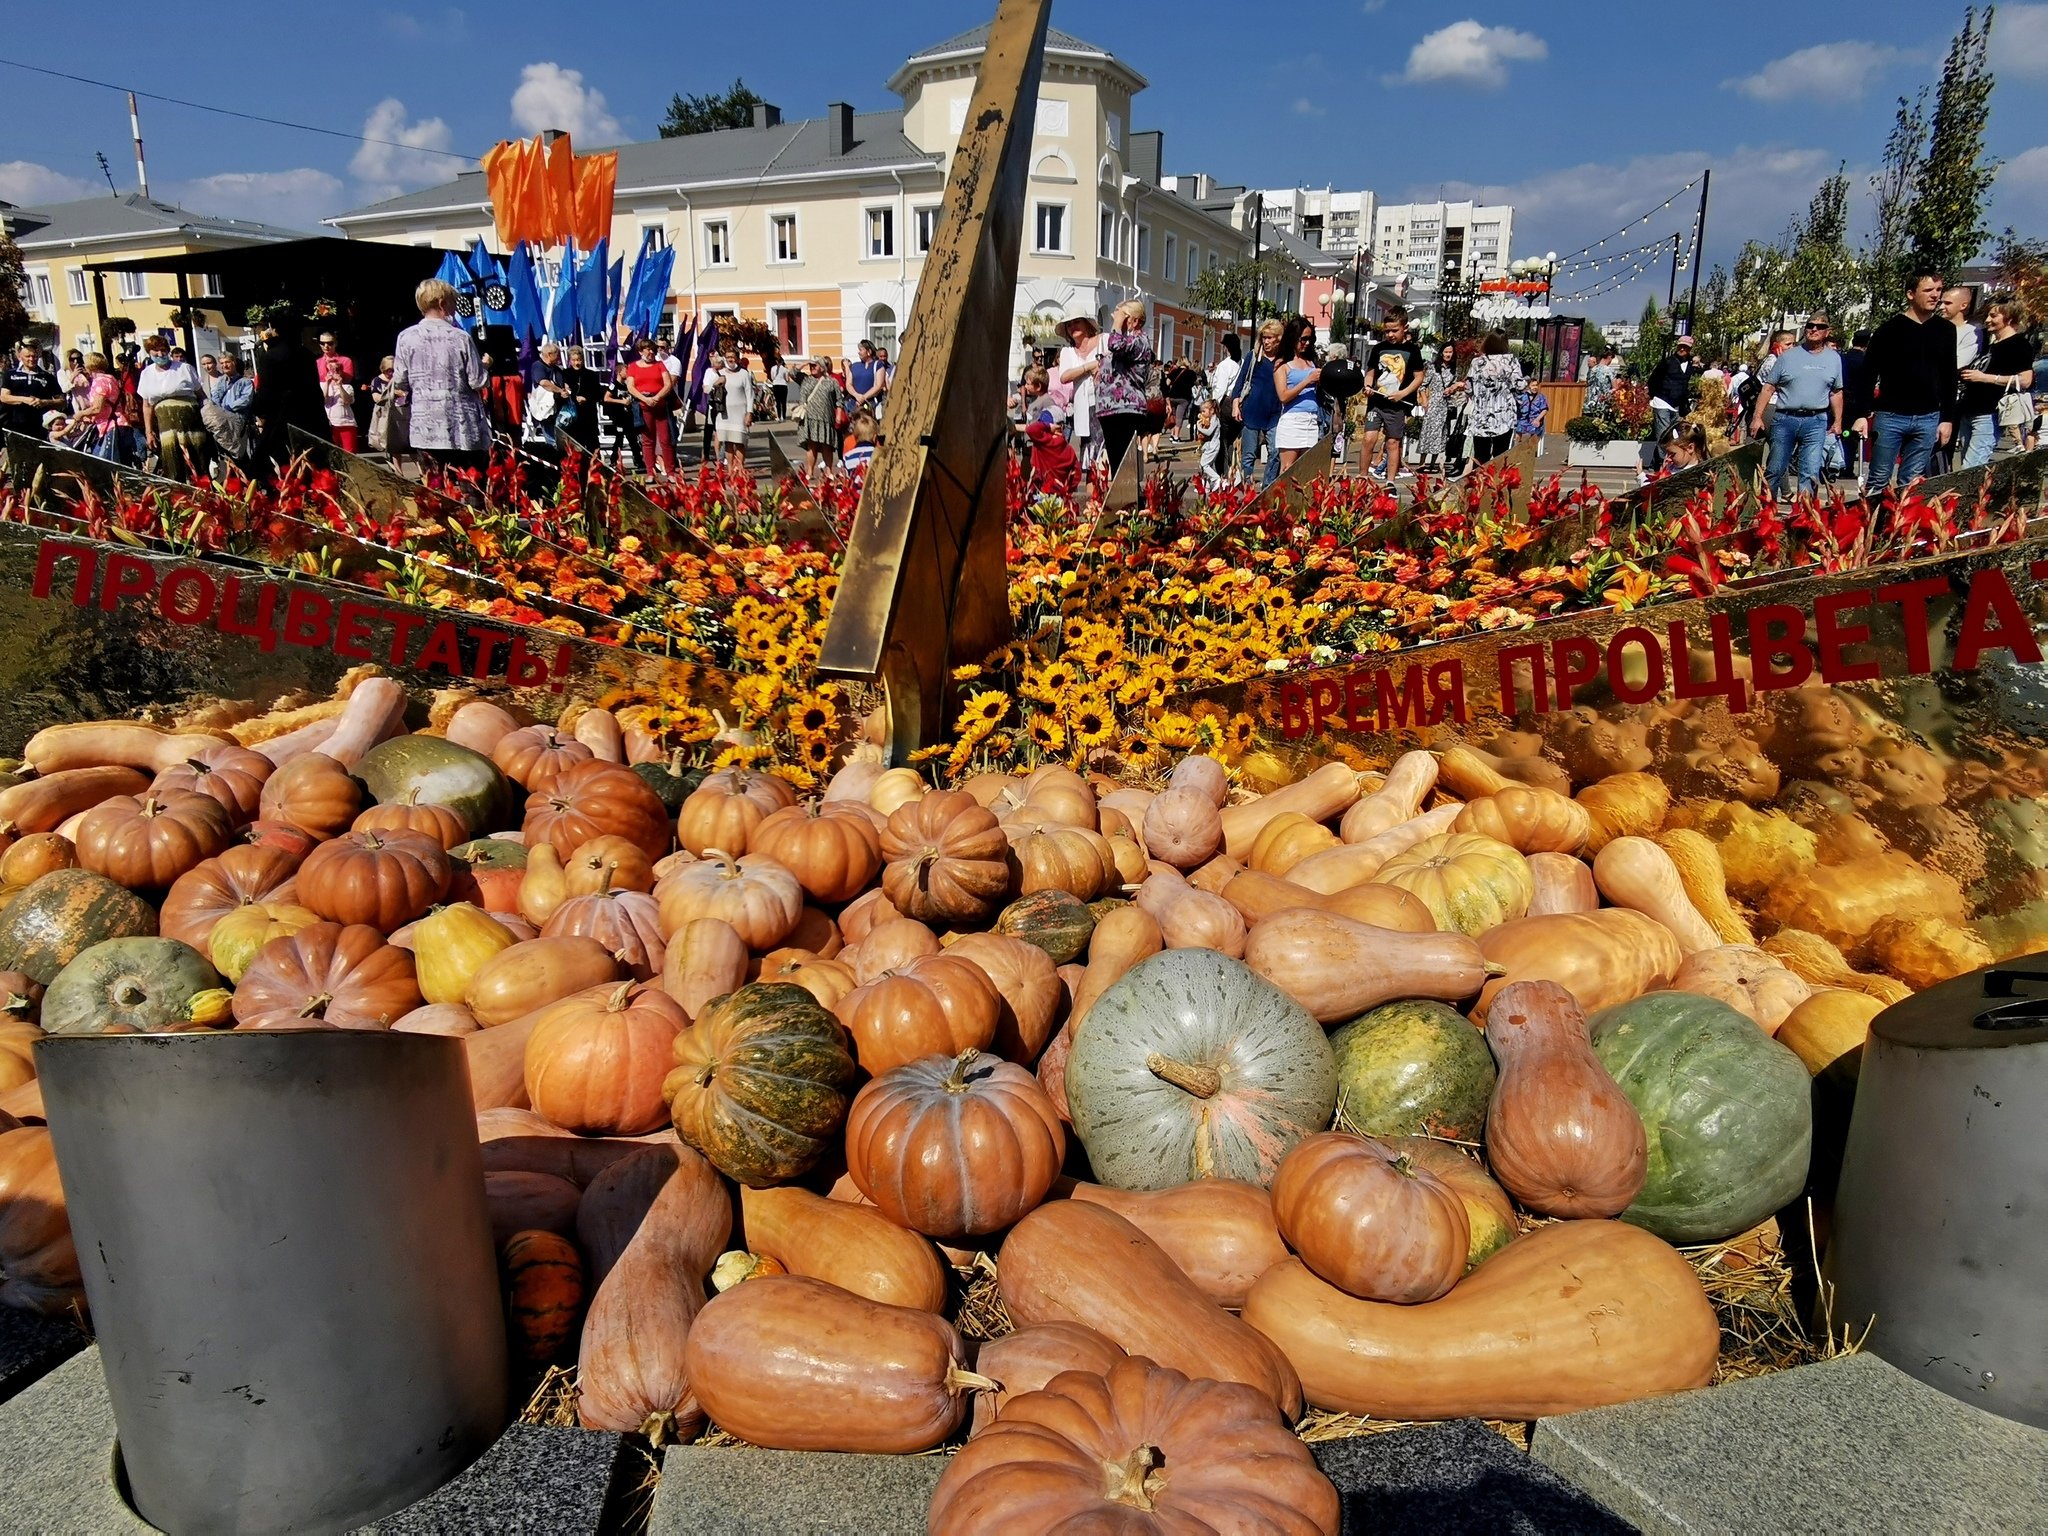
[1372,200,1514,288]
[1253,188,1375,256]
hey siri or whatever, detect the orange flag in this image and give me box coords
[481,140,522,250]
[509,136,548,247]
[544,132,577,248]
[574,151,617,252]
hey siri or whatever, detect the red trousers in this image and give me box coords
[640,411,674,474]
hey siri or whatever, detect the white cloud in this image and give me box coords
[1392,20,1546,89]
[1727,41,1902,103]
[1293,97,1327,117]
[2002,5,2048,77]
[173,169,346,232]
[348,98,461,201]
[2003,144,2048,190]
[0,160,97,205]
[510,63,622,145]
[1995,144,2048,230]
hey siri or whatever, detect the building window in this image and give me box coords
[1105,112,1122,150]
[913,206,940,255]
[1098,207,1113,259]
[866,303,897,356]
[866,207,895,258]
[1163,233,1177,282]
[639,223,667,251]
[704,220,731,267]
[22,271,53,313]
[771,214,799,263]
[770,306,803,354]
[1033,202,1067,254]
[1119,217,1131,264]
[196,273,224,299]
[65,268,89,306]
[117,271,148,301]
[1136,224,1151,273]
[1157,315,1173,357]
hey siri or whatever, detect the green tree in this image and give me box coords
[1626,294,1667,377]
[1907,8,1999,277]
[659,78,765,138]
[1992,231,2048,319]
[1782,167,1863,324]
[1185,254,1292,323]
[1864,88,1928,318]
[0,229,29,354]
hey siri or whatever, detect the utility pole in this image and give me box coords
[128,93,148,198]
[1686,168,1710,338]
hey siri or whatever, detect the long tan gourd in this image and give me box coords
[1434,746,1513,800]
[0,767,151,835]
[1133,874,1246,958]
[23,721,233,776]
[1593,837,1721,954]
[1242,1220,1718,1419]
[1339,750,1438,843]
[661,918,749,1020]
[1065,1178,1288,1310]
[1654,830,1754,945]
[1217,870,1434,933]
[740,1184,948,1312]
[1288,803,1462,895]
[319,678,408,769]
[1475,909,1682,1018]
[1247,813,1339,875]
[576,1142,732,1437]
[1217,763,1361,859]
[1525,852,1598,916]
[1067,906,1163,1028]
[998,1199,1303,1417]
[1244,908,1493,1022]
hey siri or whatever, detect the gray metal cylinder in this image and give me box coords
[37,1030,508,1535]
[1824,961,2048,1428]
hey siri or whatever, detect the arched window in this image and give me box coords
[1032,150,1075,182]
[866,303,897,356]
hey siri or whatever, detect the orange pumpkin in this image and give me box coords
[676,770,799,858]
[844,1048,1066,1237]
[1270,1132,1470,1304]
[562,834,656,896]
[0,1125,82,1314]
[1005,824,1114,902]
[845,916,941,983]
[758,952,858,1010]
[525,979,685,1136]
[749,800,883,904]
[943,932,1062,1065]
[492,725,594,793]
[524,760,672,863]
[295,828,452,932]
[159,843,303,952]
[151,743,273,825]
[256,752,362,841]
[834,953,1001,1075]
[838,887,904,944]
[352,791,471,851]
[880,791,1011,925]
[542,882,667,980]
[74,790,234,890]
[207,901,322,982]
[503,1229,585,1363]
[231,921,422,1030]
[655,850,804,951]
[1453,787,1594,855]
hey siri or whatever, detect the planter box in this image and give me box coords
[1567,438,1647,469]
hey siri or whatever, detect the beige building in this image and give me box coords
[330,25,1255,371]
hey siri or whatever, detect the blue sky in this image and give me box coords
[2,1,2042,318]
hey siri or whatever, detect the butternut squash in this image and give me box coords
[685,1274,987,1451]
[466,935,620,1027]
[464,1009,541,1109]
[1067,906,1164,1029]
[1242,1220,1719,1419]
[575,1142,678,1287]
[739,1184,948,1312]
[1133,873,1245,958]
[1434,745,1512,800]
[23,721,232,776]
[661,918,749,1020]
[1186,853,1243,895]
[320,678,408,769]
[1218,870,1434,933]
[1339,750,1438,844]
[1065,1178,1288,1310]
[251,716,341,767]
[998,1199,1303,1417]
[1594,837,1721,955]
[576,1142,732,1438]
[1244,908,1493,1023]
[1287,803,1462,895]
[1248,812,1339,875]
[1475,909,1683,1018]
[0,766,151,835]
[1655,830,1754,945]
[1525,852,1598,916]
[445,700,521,757]
[1218,762,1361,859]
[1484,980,1646,1218]
[571,707,626,764]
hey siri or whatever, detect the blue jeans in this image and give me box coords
[1239,425,1279,487]
[1767,411,1830,496]
[1957,413,1998,470]
[1867,410,1941,489]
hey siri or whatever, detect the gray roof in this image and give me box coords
[2,194,311,251]
[1263,223,1347,276]
[332,111,942,228]
[892,24,1146,90]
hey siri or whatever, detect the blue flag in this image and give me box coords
[605,256,623,331]
[575,239,608,341]
[687,308,718,414]
[622,228,658,339]
[506,242,543,343]
[547,245,579,342]
[434,249,478,331]
[468,238,511,325]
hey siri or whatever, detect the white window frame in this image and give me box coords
[703,219,732,268]
[1033,200,1069,256]
[1157,315,1174,358]
[1163,233,1177,282]
[64,267,89,306]
[196,273,224,299]
[117,270,149,301]
[23,268,54,313]
[864,205,895,260]
[1136,224,1151,273]
[1105,111,1122,150]
[767,302,806,356]
[1099,206,1114,260]
[912,205,940,256]
[769,211,800,265]
[638,222,668,251]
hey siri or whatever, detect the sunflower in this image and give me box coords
[956,689,1009,733]
[1068,692,1116,750]
[797,734,835,771]
[1029,660,1080,702]
[951,663,984,683]
[792,695,838,737]
[1026,713,1068,753]
[1154,711,1198,749]
[1121,734,1165,773]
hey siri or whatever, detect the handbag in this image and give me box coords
[1998,382,2033,430]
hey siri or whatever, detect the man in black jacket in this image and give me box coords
[1858,269,1957,490]
[1642,335,1699,470]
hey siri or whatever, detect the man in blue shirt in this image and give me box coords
[1754,313,1843,497]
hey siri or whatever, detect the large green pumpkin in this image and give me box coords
[42,938,223,1035]
[448,838,529,870]
[0,870,159,986]
[355,736,510,838]
[1330,999,1497,1142]
[996,890,1095,965]
[632,756,706,815]
[665,981,858,1186]
[1066,948,1337,1190]
[1589,991,1812,1244]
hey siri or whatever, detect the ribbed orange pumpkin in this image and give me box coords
[256,752,362,840]
[74,791,234,890]
[676,770,799,858]
[654,851,804,951]
[159,843,304,952]
[295,828,452,933]
[524,761,672,862]
[352,791,472,851]
[542,882,667,980]
[943,932,1062,1065]
[748,800,883,904]
[492,725,594,793]
[230,922,422,1031]
[880,791,1011,925]
[844,1048,1066,1237]
[525,979,687,1135]
[151,743,273,825]
[1005,824,1114,902]
[563,834,656,896]
[1270,1132,1470,1304]
[834,953,1001,1075]
[503,1229,586,1363]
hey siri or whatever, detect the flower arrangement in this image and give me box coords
[1566,379,1654,443]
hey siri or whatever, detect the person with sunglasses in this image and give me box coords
[1753,313,1843,497]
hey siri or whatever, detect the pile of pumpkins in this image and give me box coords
[0,675,1894,1531]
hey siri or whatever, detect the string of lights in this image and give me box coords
[1547,173,1707,271]
[1553,229,1694,280]
[1553,228,1700,303]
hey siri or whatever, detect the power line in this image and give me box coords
[0,56,478,162]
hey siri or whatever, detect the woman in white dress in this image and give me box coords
[716,346,754,474]
[1056,314,1102,470]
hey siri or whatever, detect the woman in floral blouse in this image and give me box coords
[1415,342,1462,473]
[1094,299,1156,477]
[391,278,490,471]
[1464,331,1526,466]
